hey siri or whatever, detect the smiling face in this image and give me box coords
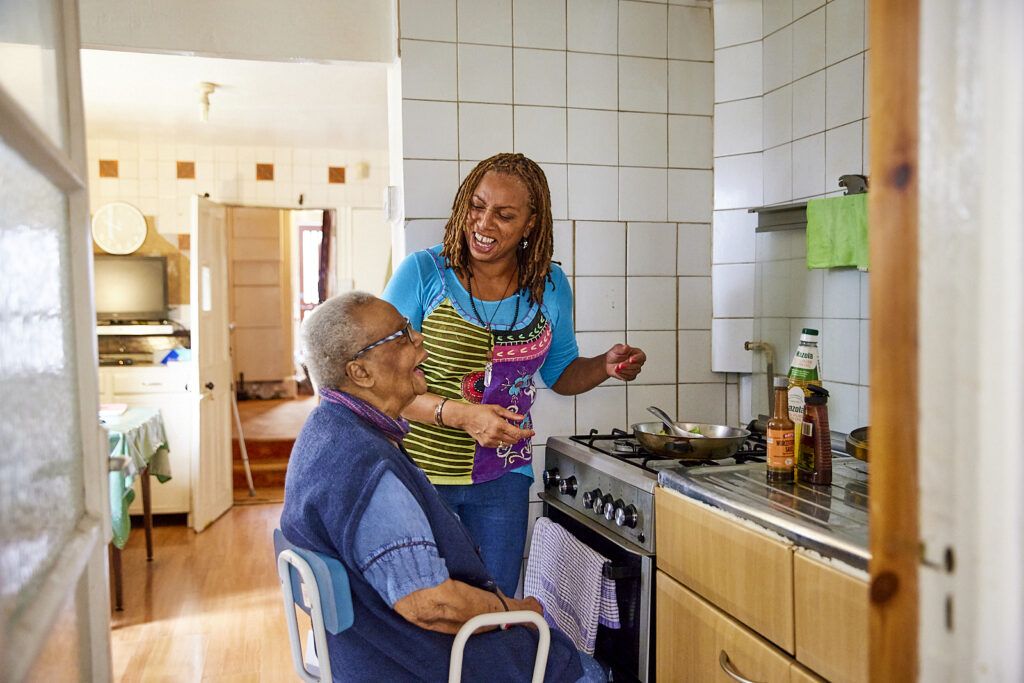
[463,171,536,267]
[346,299,428,417]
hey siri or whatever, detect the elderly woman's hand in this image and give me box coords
[446,402,536,448]
[604,343,646,381]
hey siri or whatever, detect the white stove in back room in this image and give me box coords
[539,428,767,682]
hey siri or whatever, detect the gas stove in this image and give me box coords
[539,427,769,682]
[541,428,767,554]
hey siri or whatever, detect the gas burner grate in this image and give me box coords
[569,428,767,473]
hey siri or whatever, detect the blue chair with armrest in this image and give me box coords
[274,528,551,683]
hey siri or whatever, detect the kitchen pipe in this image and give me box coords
[744,340,776,428]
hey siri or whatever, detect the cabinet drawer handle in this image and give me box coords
[141,382,163,387]
[719,651,763,683]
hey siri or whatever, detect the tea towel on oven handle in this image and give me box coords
[523,517,621,655]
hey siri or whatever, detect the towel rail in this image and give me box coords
[749,174,869,233]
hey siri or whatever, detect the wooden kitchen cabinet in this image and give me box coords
[793,552,868,683]
[657,570,793,682]
[656,487,796,653]
[790,662,827,682]
[655,485,870,682]
[100,365,193,516]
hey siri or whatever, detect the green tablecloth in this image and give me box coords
[103,407,172,549]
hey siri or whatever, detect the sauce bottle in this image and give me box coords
[797,384,832,486]
[766,376,795,482]
[787,328,821,453]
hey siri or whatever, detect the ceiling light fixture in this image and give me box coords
[198,82,217,122]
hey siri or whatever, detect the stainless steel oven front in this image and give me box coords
[539,493,655,683]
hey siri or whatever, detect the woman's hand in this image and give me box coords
[550,344,648,395]
[604,343,647,381]
[514,595,544,617]
[446,401,536,448]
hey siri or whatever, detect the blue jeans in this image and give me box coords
[575,652,609,682]
[435,472,531,597]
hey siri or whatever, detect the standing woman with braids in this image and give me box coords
[383,153,646,596]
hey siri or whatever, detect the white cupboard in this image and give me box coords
[99,364,194,518]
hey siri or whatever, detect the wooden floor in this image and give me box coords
[110,503,294,682]
[235,396,316,440]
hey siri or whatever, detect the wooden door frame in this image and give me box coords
[868,1,919,680]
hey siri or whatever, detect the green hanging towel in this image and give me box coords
[806,193,869,269]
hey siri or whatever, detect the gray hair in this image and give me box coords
[301,291,377,389]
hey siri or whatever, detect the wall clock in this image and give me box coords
[91,202,148,255]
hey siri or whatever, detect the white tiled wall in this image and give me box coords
[712,0,870,433]
[86,138,388,236]
[398,0,721,564]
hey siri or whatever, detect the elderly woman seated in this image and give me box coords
[280,292,605,682]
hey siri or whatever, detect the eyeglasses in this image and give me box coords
[349,318,414,360]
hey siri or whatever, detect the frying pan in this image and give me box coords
[631,421,751,460]
[846,426,869,462]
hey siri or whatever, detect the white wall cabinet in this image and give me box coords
[100,365,193,518]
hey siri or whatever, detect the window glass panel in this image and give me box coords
[0,0,66,148]
[0,138,83,629]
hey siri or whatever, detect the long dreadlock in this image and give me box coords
[441,153,554,306]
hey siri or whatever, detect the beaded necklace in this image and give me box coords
[467,270,521,387]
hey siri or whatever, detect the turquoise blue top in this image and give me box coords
[383,245,579,388]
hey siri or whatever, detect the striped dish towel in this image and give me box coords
[523,517,621,655]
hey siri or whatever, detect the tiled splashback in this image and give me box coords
[711,0,870,433]
[752,230,869,432]
[397,0,725,443]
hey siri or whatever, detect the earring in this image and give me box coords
[520,238,528,249]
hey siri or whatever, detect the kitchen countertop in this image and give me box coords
[658,456,870,571]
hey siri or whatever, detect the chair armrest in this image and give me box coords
[448,611,550,683]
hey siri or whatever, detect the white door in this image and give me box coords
[190,196,234,531]
[0,0,112,680]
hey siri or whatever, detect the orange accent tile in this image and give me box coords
[176,161,195,179]
[256,163,274,181]
[98,160,119,178]
[328,166,346,184]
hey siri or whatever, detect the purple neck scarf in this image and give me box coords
[319,387,411,443]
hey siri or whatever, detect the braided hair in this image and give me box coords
[441,153,554,306]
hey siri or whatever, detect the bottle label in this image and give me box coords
[791,346,818,371]
[767,428,795,470]
[788,366,818,381]
[787,386,805,423]
[802,421,813,437]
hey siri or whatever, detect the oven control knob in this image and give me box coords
[604,498,625,521]
[583,489,602,509]
[558,476,578,496]
[598,495,615,517]
[615,504,639,528]
[542,468,560,489]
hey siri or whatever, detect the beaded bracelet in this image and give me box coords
[434,397,448,427]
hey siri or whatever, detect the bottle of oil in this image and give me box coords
[787,328,821,453]
[797,384,832,485]
[766,377,795,482]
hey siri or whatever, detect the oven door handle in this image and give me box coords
[602,563,640,580]
[538,492,653,557]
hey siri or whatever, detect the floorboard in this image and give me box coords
[110,503,294,682]
[235,397,316,441]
